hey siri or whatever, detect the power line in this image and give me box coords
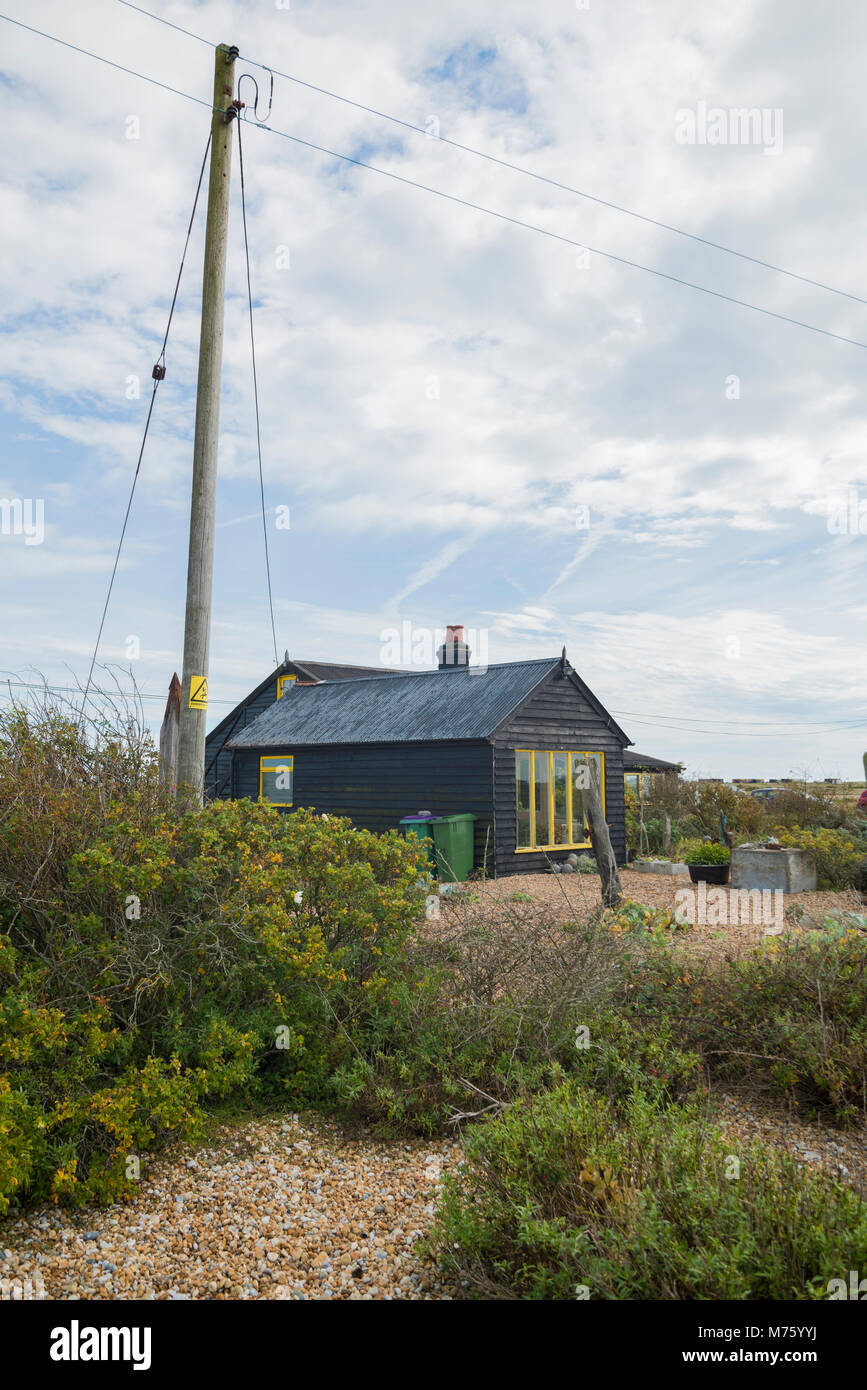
[106,0,867,309]
[619,714,867,737]
[236,114,279,667]
[4,11,865,350]
[113,0,212,48]
[611,708,867,728]
[4,674,865,733]
[2,677,241,707]
[80,129,213,716]
[242,116,867,351]
[241,60,867,310]
[0,11,216,112]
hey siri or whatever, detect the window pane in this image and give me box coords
[588,753,603,809]
[516,752,532,848]
[552,753,569,844]
[534,752,550,847]
[261,754,293,805]
[570,753,590,843]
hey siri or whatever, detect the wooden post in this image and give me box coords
[575,757,622,909]
[176,42,238,804]
[158,672,181,788]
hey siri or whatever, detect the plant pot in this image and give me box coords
[688,864,730,885]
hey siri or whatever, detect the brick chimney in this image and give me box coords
[437,624,471,669]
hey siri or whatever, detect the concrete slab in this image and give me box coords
[632,860,690,876]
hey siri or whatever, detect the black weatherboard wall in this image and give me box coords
[232,740,495,871]
[491,662,627,876]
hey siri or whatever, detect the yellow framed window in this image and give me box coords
[516,751,532,847]
[260,754,294,806]
[514,750,604,852]
[276,674,296,699]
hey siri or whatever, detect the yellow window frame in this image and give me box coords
[276,674,296,699]
[259,754,294,805]
[514,749,605,852]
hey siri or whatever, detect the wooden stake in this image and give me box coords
[176,43,238,804]
[158,672,181,788]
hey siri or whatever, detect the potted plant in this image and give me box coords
[682,840,731,885]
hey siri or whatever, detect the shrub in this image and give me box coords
[428,1082,867,1299]
[0,698,425,1210]
[623,930,867,1124]
[600,899,686,934]
[330,895,632,1135]
[764,789,847,831]
[768,825,865,889]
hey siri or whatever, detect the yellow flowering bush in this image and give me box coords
[770,824,866,889]
[0,706,425,1213]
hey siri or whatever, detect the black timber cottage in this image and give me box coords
[212,630,632,876]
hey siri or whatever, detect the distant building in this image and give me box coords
[623,750,682,800]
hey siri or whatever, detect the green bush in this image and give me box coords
[769,825,865,889]
[428,1082,867,1299]
[330,901,631,1135]
[621,930,867,1124]
[0,702,425,1211]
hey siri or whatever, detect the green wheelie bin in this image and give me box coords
[399,813,437,871]
[430,813,476,882]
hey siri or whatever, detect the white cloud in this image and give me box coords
[1,0,866,775]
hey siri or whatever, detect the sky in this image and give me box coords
[1,0,865,780]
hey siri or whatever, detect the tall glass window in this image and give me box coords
[552,753,569,844]
[515,750,605,851]
[533,752,550,847]
[516,751,532,848]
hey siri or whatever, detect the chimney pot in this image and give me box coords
[438,623,471,669]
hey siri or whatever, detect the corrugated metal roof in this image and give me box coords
[229,659,559,748]
[293,660,404,682]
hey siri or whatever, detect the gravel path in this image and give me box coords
[0,1115,465,1301]
[5,1100,866,1303]
[451,870,861,963]
[714,1093,867,1196]
[4,873,864,1302]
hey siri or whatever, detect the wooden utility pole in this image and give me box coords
[176,43,239,803]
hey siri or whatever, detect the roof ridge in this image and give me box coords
[307,656,560,686]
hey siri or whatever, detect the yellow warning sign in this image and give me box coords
[189,676,208,710]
